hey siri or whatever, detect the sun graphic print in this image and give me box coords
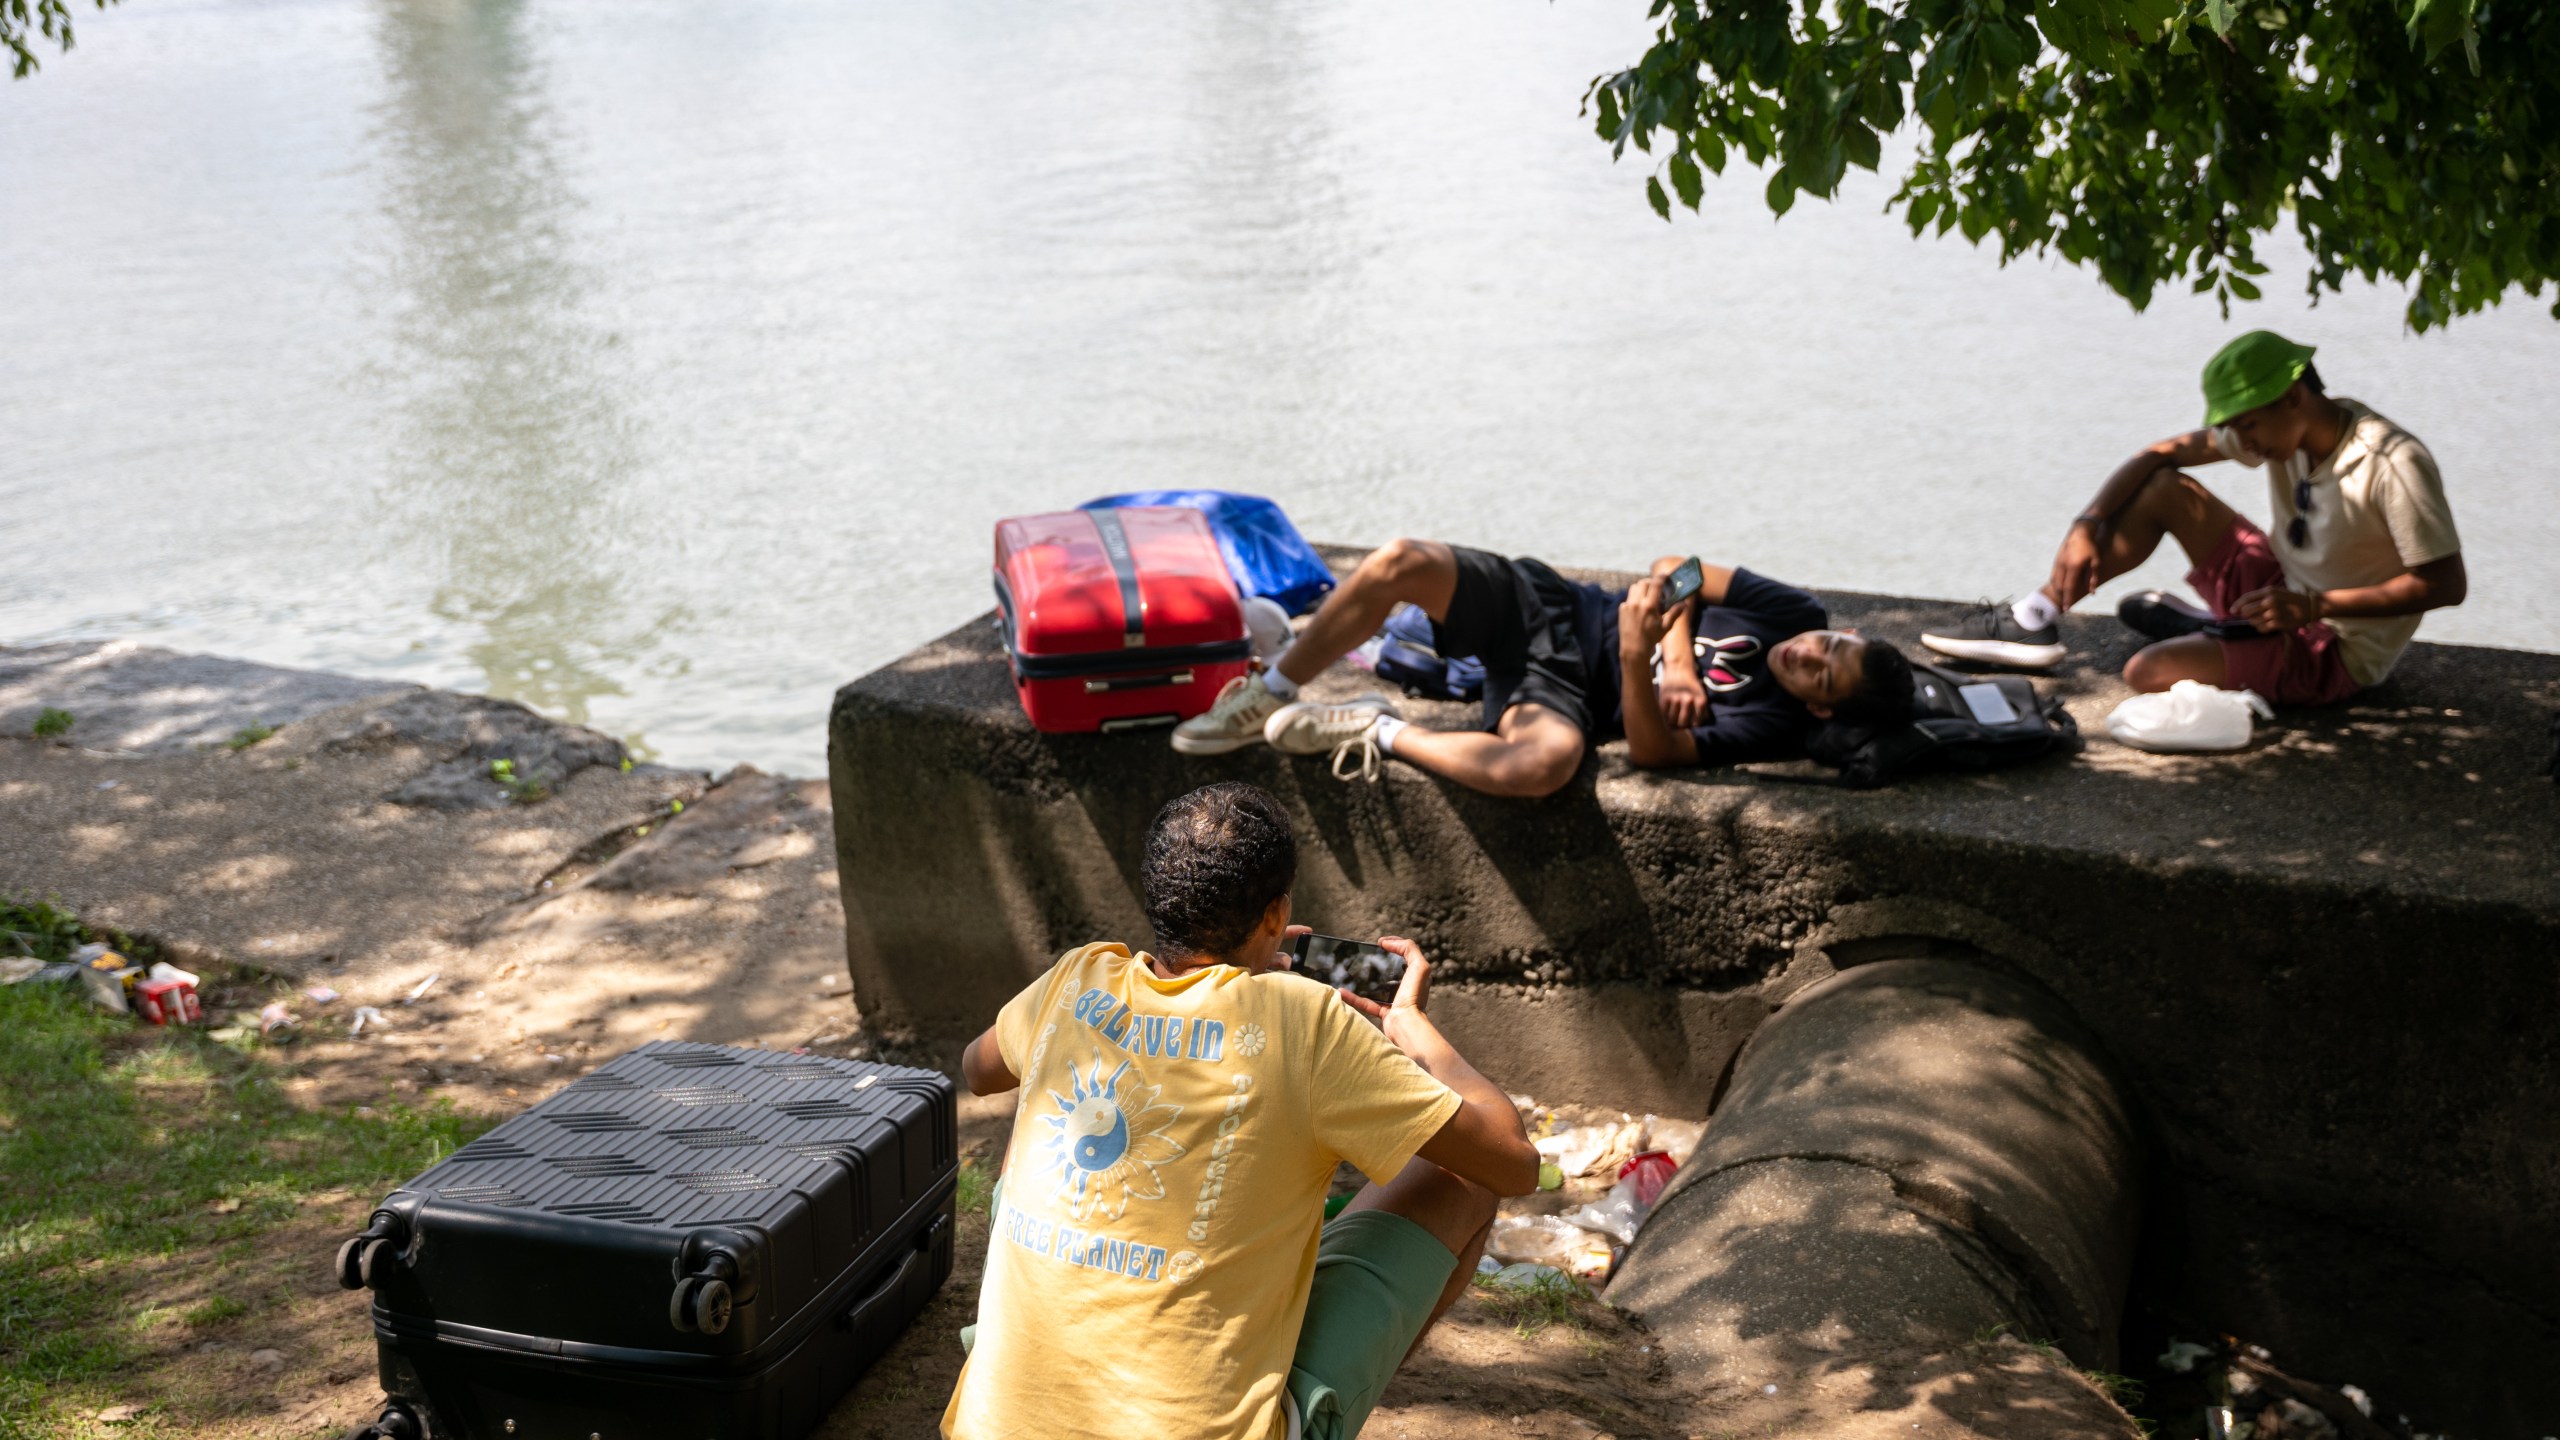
[1038,1054,1188,1221]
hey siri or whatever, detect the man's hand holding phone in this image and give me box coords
[1619,578,1672,663]
[1333,936,1431,1044]
[1621,572,1707,727]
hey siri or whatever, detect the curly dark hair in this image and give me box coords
[1141,783,1296,961]
[1826,638,1918,731]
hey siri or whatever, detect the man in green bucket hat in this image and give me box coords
[1921,330,2467,706]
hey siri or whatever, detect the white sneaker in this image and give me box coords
[1264,696,1400,783]
[1172,675,1288,755]
[1919,600,2067,670]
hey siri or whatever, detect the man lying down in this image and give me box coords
[1170,539,1918,798]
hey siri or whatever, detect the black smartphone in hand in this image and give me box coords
[1661,556,1705,608]
[1291,932,1405,1000]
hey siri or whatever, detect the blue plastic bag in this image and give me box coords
[1078,490,1336,616]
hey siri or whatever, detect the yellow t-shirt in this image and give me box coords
[2210,398,2461,685]
[941,942,1461,1440]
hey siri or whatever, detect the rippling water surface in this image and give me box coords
[5,0,2554,773]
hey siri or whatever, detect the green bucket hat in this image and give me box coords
[2201,330,2318,426]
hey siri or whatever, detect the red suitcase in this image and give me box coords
[994,507,1253,733]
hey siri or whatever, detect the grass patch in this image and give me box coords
[0,980,488,1436]
[2083,1369,2143,1405]
[1974,1324,2146,1412]
[222,722,275,752]
[178,1295,248,1329]
[29,710,72,740]
[0,898,158,968]
[956,1159,995,1218]
[1469,1269,1590,1338]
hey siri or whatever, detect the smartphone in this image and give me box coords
[1290,932,1405,999]
[2202,616,2263,641]
[1660,556,1705,608]
[1956,682,2020,726]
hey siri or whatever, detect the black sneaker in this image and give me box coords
[2117,589,2214,642]
[1920,601,2066,670]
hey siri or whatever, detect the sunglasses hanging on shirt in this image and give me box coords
[2286,477,2316,548]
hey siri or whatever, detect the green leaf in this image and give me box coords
[1647,175,1672,221]
[1842,121,1881,173]
[2226,273,2262,300]
[1766,170,1797,217]
[1669,152,1703,209]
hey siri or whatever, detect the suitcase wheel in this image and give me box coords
[334,1214,408,1291]
[346,1399,428,1440]
[356,1237,398,1289]
[667,1276,734,1335]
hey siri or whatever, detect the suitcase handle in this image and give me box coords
[1083,670,1191,694]
[1085,509,1149,648]
[838,1242,927,1333]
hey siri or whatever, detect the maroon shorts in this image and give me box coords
[2187,518,2362,707]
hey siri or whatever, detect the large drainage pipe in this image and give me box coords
[1611,958,2144,1431]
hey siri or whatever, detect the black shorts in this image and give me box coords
[1430,547,1598,736]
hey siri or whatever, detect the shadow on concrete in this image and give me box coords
[0,641,414,754]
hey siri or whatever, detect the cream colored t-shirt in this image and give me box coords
[941,943,1462,1440]
[2210,398,2460,685]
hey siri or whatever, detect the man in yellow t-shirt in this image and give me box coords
[1920,330,2467,705]
[941,782,1540,1440]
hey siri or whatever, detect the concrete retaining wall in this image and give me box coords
[1614,959,2143,1372]
[830,564,2560,1436]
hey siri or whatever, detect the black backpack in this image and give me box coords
[1804,663,2079,788]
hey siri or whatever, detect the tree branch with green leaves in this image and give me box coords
[7,0,117,80]
[1592,0,2557,329]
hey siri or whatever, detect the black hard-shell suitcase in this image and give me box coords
[332,1042,956,1440]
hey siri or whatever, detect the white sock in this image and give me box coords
[1261,667,1300,700]
[1371,715,1408,755]
[2012,592,2061,631]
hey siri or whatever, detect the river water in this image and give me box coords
[6,0,2554,774]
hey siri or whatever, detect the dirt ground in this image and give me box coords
[3,661,2134,1440]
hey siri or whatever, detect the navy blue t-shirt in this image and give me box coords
[1571,568,1830,764]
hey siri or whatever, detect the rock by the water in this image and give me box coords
[0,640,409,753]
[317,690,630,810]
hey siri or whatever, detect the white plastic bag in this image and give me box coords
[1566,1182,1647,1244]
[1486,1214,1616,1283]
[2104,680,2274,753]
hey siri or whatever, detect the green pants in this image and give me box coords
[1283,1208,1457,1440]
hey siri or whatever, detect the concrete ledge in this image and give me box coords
[830,553,2560,1435]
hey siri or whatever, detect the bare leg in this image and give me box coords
[2123,634,2230,693]
[2040,471,2245,607]
[1276,539,1461,688]
[1338,1155,1499,1363]
[1386,702,1585,799]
